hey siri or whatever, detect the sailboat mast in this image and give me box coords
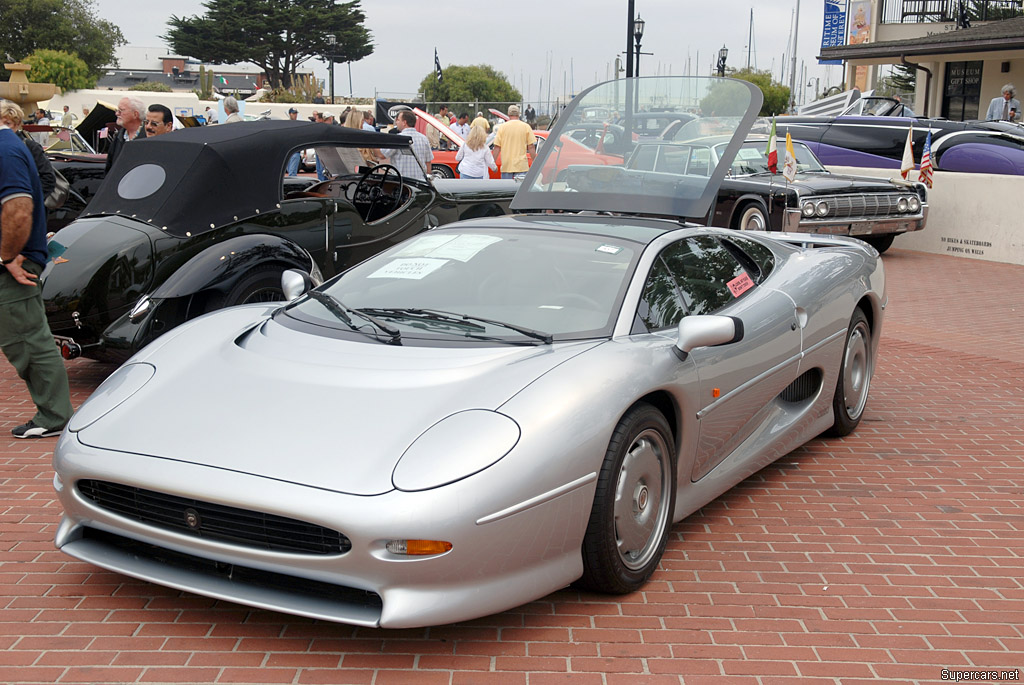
[747,9,753,70]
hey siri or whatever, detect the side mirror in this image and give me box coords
[281,269,313,301]
[675,315,744,360]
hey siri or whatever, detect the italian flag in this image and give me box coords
[766,117,778,173]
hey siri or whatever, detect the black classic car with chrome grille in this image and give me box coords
[624,135,927,253]
[41,120,516,362]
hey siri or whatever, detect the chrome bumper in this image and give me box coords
[782,206,928,236]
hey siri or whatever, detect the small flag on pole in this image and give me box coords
[766,117,778,173]
[919,130,934,188]
[434,48,443,83]
[782,131,797,182]
[900,125,915,179]
[219,76,228,85]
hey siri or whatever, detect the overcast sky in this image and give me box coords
[90,0,847,106]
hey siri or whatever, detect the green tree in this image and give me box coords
[23,49,94,90]
[877,63,917,97]
[0,0,124,80]
[128,81,173,92]
[726,68,790,116]
[419,64,521,111]
[165,0,372,90]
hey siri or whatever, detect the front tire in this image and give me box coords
[735,203,768,231]
[826,309,872,437]
[863,234,895,253]
[577,403,677,594]
[430,164,456,180]
[223,266,286,307]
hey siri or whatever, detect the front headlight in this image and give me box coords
[815,200,830,217]
[68,363,156,431]
[897,197,909,212]
[802,201,816,217]
[392,410,521,491]
[907,196,921,212]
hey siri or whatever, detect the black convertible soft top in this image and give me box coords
[82,120,411,235]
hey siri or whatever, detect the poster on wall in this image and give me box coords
[848,1,872,90]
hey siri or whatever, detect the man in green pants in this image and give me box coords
[0,100,73,438]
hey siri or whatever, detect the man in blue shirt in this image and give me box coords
[0,100,73,438]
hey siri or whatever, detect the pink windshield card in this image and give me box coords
[727,273,755,297]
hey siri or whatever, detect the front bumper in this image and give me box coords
[52,431,592,628]
[782,206,928,237]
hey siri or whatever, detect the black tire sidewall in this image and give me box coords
[826,309,871,437]
[578,403,677,594]
[223,266,285,307]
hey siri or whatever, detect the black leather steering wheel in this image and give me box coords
[353,164,403,220]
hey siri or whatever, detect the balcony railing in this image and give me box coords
[880,0,1023,24]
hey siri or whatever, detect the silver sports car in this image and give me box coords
[53,76,885,628]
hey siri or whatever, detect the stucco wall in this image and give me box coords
[828,165,1024,265]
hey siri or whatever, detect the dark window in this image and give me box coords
[942,60,983,121]
[661,236,749,315]
[721,235,775,283]
[634,236,752,333]
[636,256,685,332]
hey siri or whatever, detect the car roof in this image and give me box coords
[83,120,411,235]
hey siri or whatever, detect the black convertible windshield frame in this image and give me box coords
[511,76,762,218]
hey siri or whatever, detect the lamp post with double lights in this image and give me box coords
[717,45,729,77]
[633,15,646,77]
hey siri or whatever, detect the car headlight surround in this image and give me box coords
[907,196,920,212]
[897,197,909,212]
[801,201,816,217]
[392,410,521,492]
[68,363,156,432]
[815,200,830,217]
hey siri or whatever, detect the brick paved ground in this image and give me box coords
[1,248,1022,685]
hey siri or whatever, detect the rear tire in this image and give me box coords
[863,234,895,253]
[826,309,872,437]
[734,203,768,231]
[576,403,676,594]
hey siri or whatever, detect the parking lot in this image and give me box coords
[1,246,1022,685]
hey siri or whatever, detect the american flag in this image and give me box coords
[919,130,934,188]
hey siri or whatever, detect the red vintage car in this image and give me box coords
[416,109,621,182]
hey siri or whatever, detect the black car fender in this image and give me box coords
[151,233,318,301]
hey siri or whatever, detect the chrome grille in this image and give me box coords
[812,193,914,218]
[77,480,351,555]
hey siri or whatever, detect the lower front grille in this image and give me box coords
[80,527,382,613]
[77,479,351,555]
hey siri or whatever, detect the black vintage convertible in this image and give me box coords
[42,120,517,362]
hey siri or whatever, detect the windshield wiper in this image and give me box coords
[358,307,487,332]
[414,308,553,344]
[305,291,402,344]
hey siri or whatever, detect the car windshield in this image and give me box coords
[715,140,827,175]
[283,226,641,343]
[511,76,761,219]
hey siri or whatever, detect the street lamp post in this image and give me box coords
[633,15,646,77]
[717,45,729,77]
[326,34,336,104]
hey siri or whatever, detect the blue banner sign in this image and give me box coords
[820,0,847,65]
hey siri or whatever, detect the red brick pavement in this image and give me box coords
[1,248,1022,685]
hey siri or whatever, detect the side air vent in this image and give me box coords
[780,369,823,403]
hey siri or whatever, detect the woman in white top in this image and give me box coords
[455,125,497,179]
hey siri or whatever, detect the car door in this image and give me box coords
[331,182,438,274]
[640,236,803,481]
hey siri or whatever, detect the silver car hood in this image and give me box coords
[77,309,600,495]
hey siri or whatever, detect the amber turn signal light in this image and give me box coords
[386,540,453,555]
